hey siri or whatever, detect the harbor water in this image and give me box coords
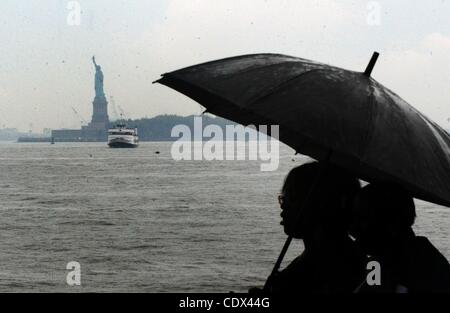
[0,142,448,292]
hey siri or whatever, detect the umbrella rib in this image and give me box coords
[221,58,301,77]
[358,79,378,160]
[209,59,326,87]
[166,54,327,80]
[163,53,292,76]
[246,69,324,106]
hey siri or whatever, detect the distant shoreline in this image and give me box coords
[2,114,237,142]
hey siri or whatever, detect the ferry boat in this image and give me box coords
[107,124,139,148]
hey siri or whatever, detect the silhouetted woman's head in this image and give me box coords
[280,162,360,239]
[351,183,416,254]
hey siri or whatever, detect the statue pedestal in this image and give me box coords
[81,94,110,141]
[91,95,109,125]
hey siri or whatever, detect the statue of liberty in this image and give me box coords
[89,56,109,129]
[92,56,105,97]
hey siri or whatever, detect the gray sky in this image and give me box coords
[1,0,449,132]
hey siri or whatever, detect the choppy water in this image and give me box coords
[0,142,448,292]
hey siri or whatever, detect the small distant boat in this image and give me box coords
[107,124,139,148]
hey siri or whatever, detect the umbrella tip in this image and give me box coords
[364,51,380,77]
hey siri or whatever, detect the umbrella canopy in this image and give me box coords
[156,53,450,207]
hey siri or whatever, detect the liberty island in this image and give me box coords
[51,56,110,142]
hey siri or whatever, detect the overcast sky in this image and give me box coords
[1,0,449,132]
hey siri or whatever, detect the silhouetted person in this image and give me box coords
[351,184,450,293]
[263,162,365,293]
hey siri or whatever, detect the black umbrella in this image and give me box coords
[155,52,450,289]
[155,52,450,207]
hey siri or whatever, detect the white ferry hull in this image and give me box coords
[108,138,139,148]
[108,125,139,148]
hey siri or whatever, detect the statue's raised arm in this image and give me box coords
[92,56,97,67]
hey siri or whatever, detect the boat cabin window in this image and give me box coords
[109,131,135,136]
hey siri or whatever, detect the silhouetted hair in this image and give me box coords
[355,184,416,228]
[281,162,361,227]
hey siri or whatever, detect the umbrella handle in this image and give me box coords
[263,236,293,291]
[262,152,332,292]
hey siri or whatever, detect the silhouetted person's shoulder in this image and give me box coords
[270,251,317,293]
[270,238,366,293]
[403,236,450,293]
